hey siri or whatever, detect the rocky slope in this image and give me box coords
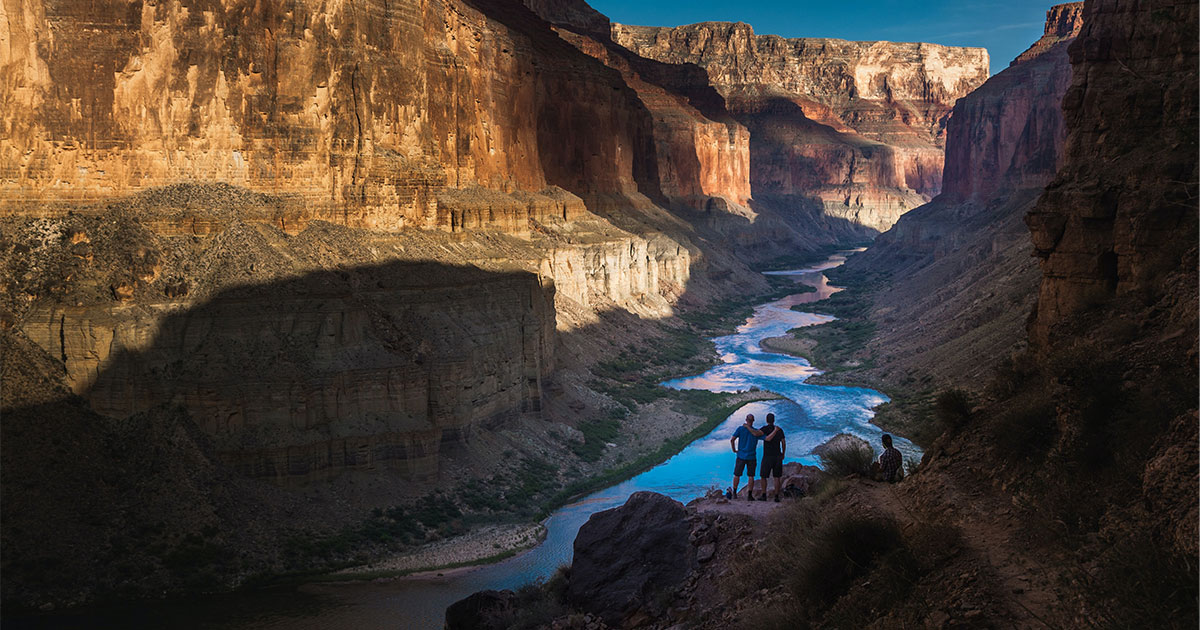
[0,0,770,608]
[611,22,990,232]
[835,3,1082,391]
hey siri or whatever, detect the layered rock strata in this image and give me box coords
[0,0,661,231]
[1026,0,1199,348]
[4,192,705,483]
[611,22,990,232]
[841,3,1082,387]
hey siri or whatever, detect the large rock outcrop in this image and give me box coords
[840,3,1082,388]
[1025,0,1199,349]
[567,491,695,625]
[611,22,990,232]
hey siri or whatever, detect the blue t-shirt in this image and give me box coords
[733,425,759,460]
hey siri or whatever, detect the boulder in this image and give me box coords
[779,463,829,497]
[812,433,874,459]
[445,589,515,630]
[567,491,695,625]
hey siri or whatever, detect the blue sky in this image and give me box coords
[589,0,1059,74]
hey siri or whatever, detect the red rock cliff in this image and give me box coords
[841,4,1081,387]
[941,2,1083,202]
[611,22,990,232]
[0,0,660,231]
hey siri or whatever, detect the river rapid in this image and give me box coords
[11,251,920,630]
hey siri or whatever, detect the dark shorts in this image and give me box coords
[760,455,783,478]
[734,457,757,477]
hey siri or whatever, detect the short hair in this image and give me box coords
[745,413,755,422]
[766,413,775,423]
[881,434,893,447]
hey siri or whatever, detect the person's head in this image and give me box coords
[765,413,775,425]
[881,434,893,448]
[744,413,755,426]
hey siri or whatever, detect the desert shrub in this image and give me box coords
[933,388,973,429]
[988,390,1058,462]
[570,417,621,462]
[1084,533,1198,630]
[818,441,875,477]
[789,515,910,606]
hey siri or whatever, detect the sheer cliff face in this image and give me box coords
[1026,0,1199,349]
[0,0,724,485]
[0,0,658,229]
[842,4,1081,387]
[611,22,990,232]
[941,3,1081,202]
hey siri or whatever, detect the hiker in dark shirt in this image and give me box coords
[879,433,903,482]
[757,413,786,502]
[730,413,766,500]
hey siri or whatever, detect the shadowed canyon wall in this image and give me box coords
[1026,0,1199,350]
[611,22,990,232]
[1021,0,1198,565]
[841,3,1082,387]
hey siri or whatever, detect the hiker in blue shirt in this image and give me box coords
[730,413,768,500]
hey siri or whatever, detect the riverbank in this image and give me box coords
[757,262,944,448]
[307,255,834,585]
[329,523,547,580]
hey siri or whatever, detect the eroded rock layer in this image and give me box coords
[842,3,1082,387]
[611,22,990,232]
[0,0,661,231]
[1026,0,1199,348]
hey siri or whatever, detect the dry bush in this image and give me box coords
[818,442,875,477]
[933,388,973,429]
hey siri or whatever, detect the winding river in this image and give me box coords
[11,251,920,630]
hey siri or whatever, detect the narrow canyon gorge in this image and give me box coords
[0,0,1195,627]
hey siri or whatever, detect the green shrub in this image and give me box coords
[570,417,621,462]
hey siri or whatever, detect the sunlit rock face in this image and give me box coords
[611,22,990,232]
[880,2,1083,257]
[0,0,715,484]
[0,0,661,231]
[941,2,1082,203]
[1026,0,1198,348]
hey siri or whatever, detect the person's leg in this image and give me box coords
[773,475,782,500]
[732,457,744,499]
[759,476,767,500]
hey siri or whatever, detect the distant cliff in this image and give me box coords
[841,3,1082,387]
[611,22,989,232]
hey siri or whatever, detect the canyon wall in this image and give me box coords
[841,3,1082,388]
[0,0,728,486]
[611,22,990,232]
[1026,0,1199,349]
[3,187,707,484]
[0,0,662,231]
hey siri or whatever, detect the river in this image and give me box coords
[10,251,920,630]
